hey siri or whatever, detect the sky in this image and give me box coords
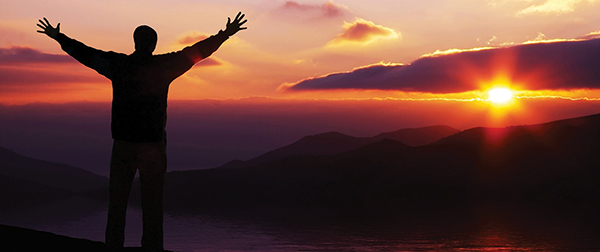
[2,0,600,174]
[2,0,600,102]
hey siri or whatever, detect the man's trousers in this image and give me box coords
[105,139,166,252]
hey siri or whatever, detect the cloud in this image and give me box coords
[280,1,348,18]
[517,0,599,15]
[0,66,105,87]
[579,31,600,40]
[519,32,582,45]
[172,32,223,67]
[195,58,221,67]
[328,18,400,46]
[0,46,75,64]
[272,1,350,24]
[177,32,210,45]
[421,47,496,58]
[0,46,103,89]
[284,38,600,93]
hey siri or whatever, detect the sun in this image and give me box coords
[487,87,513,104]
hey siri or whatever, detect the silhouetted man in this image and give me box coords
[37,13,247,252]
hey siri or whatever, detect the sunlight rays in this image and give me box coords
[488,88,513,104]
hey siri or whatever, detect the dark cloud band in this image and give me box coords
[0,46,75,64]
[286,38,600,93]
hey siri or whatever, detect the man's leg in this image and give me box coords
[106,140,138,250]
[138,140,167,252]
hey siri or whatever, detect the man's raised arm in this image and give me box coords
[37,17,114,77]
[185,12,248,63]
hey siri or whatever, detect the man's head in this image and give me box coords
[134,25,157,54]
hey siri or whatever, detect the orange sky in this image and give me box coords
[2,0,600,127]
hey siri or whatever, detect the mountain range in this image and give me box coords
[0,125,456,210]
[3,113,600,213]
[217,125,459,169]
[161,113,600,212]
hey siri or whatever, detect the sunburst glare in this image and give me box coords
[488,87,513,104]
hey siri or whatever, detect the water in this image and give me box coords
[1,198,599,251]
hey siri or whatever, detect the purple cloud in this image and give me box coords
[0,46,75,64]
[0,68,104,87]
[0,45,220,90]
[278,1,348,19]
[0,47,104,88]
[578,31,600,40]
[286,38,600,93]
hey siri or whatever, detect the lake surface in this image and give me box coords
[1,197,599,251]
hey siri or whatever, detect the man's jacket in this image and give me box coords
[53,31,229,142]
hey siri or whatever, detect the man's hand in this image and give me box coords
[37,17,60,39]
[224,12,247,37]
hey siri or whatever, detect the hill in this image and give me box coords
[0,147,109,210]
[162,113,600,211]
[371,125,460,146]
[0,147,108,193]
[0,175,74,210]
[217,125,459,170]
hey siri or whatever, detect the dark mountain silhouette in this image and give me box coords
[0,147,108,192]
[0,224,107,252]
[217,125,459,170]
[161,113,600,212]
[0,224,175,252]
[354,138,411,153]
[371,125,460,145]
[0,175,74,210]
[5,112,600,213]
[0,147,109,210]
[428,114,600,196]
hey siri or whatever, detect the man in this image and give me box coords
[37,13,247,252]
